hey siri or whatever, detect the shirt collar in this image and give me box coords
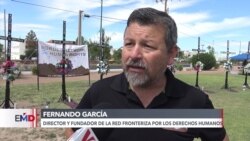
[110,69,185,98]
[110,73,130,94]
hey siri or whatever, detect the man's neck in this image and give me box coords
[130,76,167,108]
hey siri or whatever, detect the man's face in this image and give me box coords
[122,23,174,87]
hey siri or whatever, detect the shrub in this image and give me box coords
[32,66,38,75]
[175,64,183,71]
[191,53,216,70]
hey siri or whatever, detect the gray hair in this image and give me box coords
[127,7,178,52]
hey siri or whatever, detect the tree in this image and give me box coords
[113,48,122,63]
[76,36,88,45]
[25,30,38,59]
[88,28,112,62]
[191,53,216,70]
[100,28,112,60]
[207,45,215,56]
[177,51,184,59]
[88,40,100,61]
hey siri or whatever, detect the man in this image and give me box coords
[66,7,229,141]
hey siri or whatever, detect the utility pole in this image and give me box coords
[77,10,91,86]
[100,0,104,80]
[96,0,109,80]
[156,0,168,13]
[78,10,83,45]
[164,0,168,13]
[77,10,90,45]
[156,0,181,13]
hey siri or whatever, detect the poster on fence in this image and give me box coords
[38,41,89,77]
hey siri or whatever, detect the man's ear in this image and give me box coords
[167,46,178,65]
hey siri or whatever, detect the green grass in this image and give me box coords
[175,73,250,141]
[0,80,91,109]
[0,73,250,140]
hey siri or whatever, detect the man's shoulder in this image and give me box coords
[166,69,205,97]
[84,73,127,107]
[92,73,123,85]
[171,78,211,108]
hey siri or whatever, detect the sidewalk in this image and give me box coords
[0,70,122,86]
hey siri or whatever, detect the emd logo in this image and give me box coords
[15,113,35,122]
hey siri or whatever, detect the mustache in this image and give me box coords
[126,59,146,68]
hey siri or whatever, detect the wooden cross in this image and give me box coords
[0,14,24,108]
[51,21,75,102]
[220,40,236,61]
[243,41,250,88]
[192,37,205,88]
[220,40,236,89]
[192,37,205,59]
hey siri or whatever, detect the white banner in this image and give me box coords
[38,41,89,76]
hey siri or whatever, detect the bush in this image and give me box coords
[214,63,220,69]
[32,66,38,75]
[191,53,216,70]
[175,64,183,71]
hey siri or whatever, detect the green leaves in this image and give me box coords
[191,53,216,70]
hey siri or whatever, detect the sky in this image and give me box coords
[0,0,250,59]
